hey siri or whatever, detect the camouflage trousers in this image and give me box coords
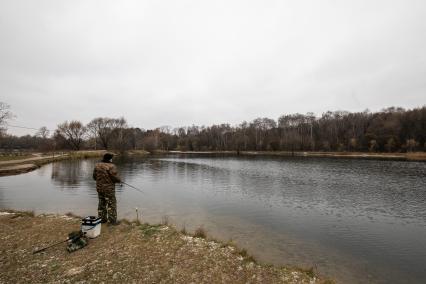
[97,190,117,223]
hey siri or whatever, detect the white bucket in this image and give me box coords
[81,216,102,238]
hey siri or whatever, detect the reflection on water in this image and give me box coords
[0,155,425,284]
[51,161,82,188]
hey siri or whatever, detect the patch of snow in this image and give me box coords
[0,212,14,216]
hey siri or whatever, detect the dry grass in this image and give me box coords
[234,248,257,263]
[119,218,132,225]
[0,151,106,176]
[65,212,81,219]
[139,223,163,237]
[125,150,150,155]
[161,215,170,226]
[193,226,207,239]
[68,151,107,159]
[180,224,187,235]
[2,209,35,217]
[298,267,315,278]
[406,152,426,160]
[0,154,34,161]
[0,212,326,283]
[232,151,426,161]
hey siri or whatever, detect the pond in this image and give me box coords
[1,154,425,283]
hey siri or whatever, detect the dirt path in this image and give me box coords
[0,211,328,284]
[0,163,40,176]
[0,154,67,176]
[0,151,108,176]
[0,153,66,166]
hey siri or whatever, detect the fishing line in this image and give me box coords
[120,181,145,194]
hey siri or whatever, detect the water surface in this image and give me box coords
[0,155,425,283]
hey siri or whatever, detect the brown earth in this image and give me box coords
[0,151,105,177]
[0,211,328,284]
[0,150,151,177]
[0,153,66,167]
[0,163,39,176]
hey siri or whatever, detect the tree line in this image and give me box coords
[0,105,425,153]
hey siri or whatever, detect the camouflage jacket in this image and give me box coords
[92,162,121,192]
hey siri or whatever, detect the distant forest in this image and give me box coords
[0,105,425,153]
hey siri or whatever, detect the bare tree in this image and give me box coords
[36,126,50,139]
[87,117,119,149]
[0,102,14,132]
[1,106,425,153]
[56,121,87,150]
[110,117,128,152]
[35,126,54,152]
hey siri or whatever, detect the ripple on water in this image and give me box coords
[0,155,425,283]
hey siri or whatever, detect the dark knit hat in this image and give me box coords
[102,153,114,162]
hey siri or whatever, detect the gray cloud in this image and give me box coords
[1,0,425,135]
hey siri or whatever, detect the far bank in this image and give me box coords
[165,150,426,162]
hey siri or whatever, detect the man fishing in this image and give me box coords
[92,153,121,225]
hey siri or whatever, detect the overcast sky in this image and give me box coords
[1,0,425,136]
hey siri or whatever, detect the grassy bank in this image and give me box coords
[0,211,330,283]
[0,151,104,176]
[168,150,426,161]
[0,150,150,177]
[124,149,150,155]
[0,154,33,161]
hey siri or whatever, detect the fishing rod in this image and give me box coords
[33,239,69,254]
[121,181,144,194]
[33,231,85,254]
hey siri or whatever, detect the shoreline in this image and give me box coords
[0,150,149,177]
[166,150,426,161]
[1,149,423,177]
[0,151,105,177]
[0,210,329,283]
